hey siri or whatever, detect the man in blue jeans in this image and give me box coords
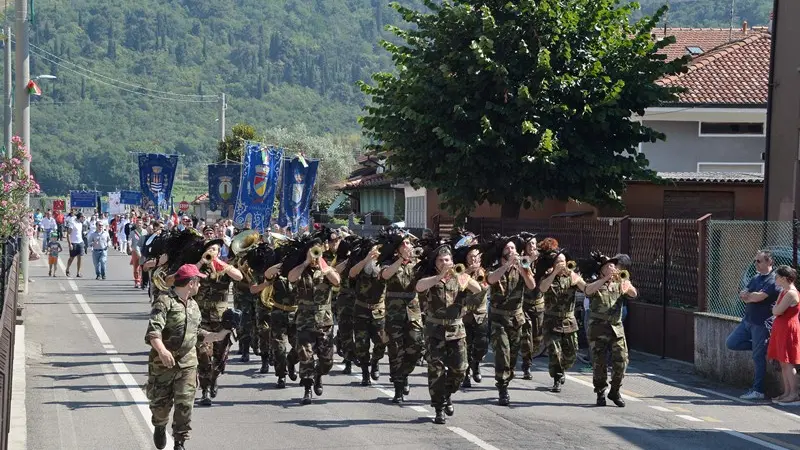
[726,250,779,400]
[88,220,111,280]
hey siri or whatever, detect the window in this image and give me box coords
[697,162,764,174]
[686,46,704,55]
[405,195,426,228]
[699,122,765,137]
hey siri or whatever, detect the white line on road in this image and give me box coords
[377,388,394,397]
[75,294,112,345]
[68,280,78,291]
[642,372,677,383]
[564,374,642,402]
[676,414,704,422]
[409,405,428,413]
[695,387,753,405]
[448,427,502,450]
[714,428,790,450]
[58,283,65,292]
[649,405,674,412]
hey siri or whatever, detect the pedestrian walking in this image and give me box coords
[47,233,62,277]
[88,220,111,280]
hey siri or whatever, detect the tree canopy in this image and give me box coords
[359,0,688,219]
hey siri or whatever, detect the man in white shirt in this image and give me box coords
[40,210,57,249]
[88,220,112,280]
[117,214,130,254]
[65,213,85,277]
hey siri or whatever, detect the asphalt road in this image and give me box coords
[21,251,800,450]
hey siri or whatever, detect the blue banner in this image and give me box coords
[119,190,142,205]
[138,153,179,214]
[70,190,98,208]
[278,157,319,234]
[232,142,284,233]
[208,163,242,218]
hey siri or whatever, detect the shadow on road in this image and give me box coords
[604,426,799,450]
[276,418,431,429]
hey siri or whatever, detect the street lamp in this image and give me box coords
[34,75,56,81]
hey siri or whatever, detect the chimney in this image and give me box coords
[742,20,748,33]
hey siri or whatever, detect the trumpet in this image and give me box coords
[519,256,533,269]
[202,250,215,262]
[451,263,467,275]
[412,247,425,258]
[618,269,630,281]
[566,260,577,270]
[309,245,324,259]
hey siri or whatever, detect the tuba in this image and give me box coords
[151,265,171,291]
[231,230,261,258]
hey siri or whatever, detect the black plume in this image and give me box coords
[246,243,275,273]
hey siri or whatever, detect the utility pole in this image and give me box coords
[219,92,226,140]
[4,27,11,159]
[15,0,30,293]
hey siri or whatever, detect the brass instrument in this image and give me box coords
[259,283,275,308]
[566,260,577,270]
[231,229,261,257]
[519,256,532,269]
[412,247,424,258]
[151,266,171,291]
[452,263,466,275]
[269,232,290,247]
[309,244,324,259]
[474,268,486,283]
[618,269,630,281]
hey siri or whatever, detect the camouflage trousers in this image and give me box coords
[234,297,258,352]
[270,309,298,378]
[335,304,356,363]
[197,322,231,390]
[520,303,545,366]
[589,325,629,393]
[464,317,489,369]
[354,316,388,366]
[296,325,335,380]
[386,318,424,383]
[146,364,197,441]
[546,330,578,379]
[427,336,467,407]
[491,321,523,386]
[255,302,273,358]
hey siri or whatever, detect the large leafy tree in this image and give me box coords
[359,0,687,219]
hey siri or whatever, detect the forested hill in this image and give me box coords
[25,0,771,196]
[637,0,772,27]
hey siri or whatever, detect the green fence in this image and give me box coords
[706,220,794,318]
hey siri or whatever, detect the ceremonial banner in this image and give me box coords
[208,163,242,217]
[119,190,142,206]
[138,153,178,213]
[278,156,319,234]
[69,190,98,208]
[52,199,65,212]
[107,192,125,214]
[232,142,283,233]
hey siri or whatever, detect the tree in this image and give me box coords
[217,123,259,162]
[359,1,688,219]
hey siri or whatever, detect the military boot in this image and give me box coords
[210,379,219,398]
[498,385,510,406]
[433,407,446,424]
[288,364,298,381]
[314,373,324,396]
[301,379,313,405]
[403,379,410,396]
[259,357,270,374]
[360,364,371,386]
[462,372,472,388]
[607,389,626,407]
[596,389,607,406]
[370,361,380,381]
[551,377,562,393]
[199,388,211,406]
[153,425,167,449]
[522,363,533,380]
[444,394,455,416]
[472,361,482,383]
[174,440,185,450]
[342,359,352,375]
[276,377,286,389]
[391,381,404,403]
[240,337,251,363]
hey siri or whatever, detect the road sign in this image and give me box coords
[179,201,190,212]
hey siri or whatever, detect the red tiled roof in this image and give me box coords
[192,193,208,204]
[335,173,396,190]
[652,27,768,61]
[657,32,770,106]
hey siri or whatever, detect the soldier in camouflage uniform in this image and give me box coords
[288,243,341,404]
[233,266,258,363]
[379,233,424,403]
[349,244,388,386]
[584,252,637,407]
[458,243,489,388]
[415,244,483,424]
[145,264,231,450]
[332,235,358,374]
[519,234,544,380]
[195,239,243,406]
[537,246,586,393]
[487,238,536,406]
[267,264,298,388]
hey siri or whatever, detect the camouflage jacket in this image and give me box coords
[488,268,526,327]
[233,270,260,305]
[352,268,386,320]
[293,267,335,330]
[384,260,422,323]
[588,281,625,338]
[522,286,545,313]
[543,274,579,334]
[196,267,232,324]
[424,276,481,341]
[145,290,207,369]
[335,274,356,313]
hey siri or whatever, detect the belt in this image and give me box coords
[272,302,298,312]
[355,300,385,310]
[490,307,522,317]
[545,310,576,319]
[93,248,108,251]
[426,317,463,326]
[385,291,416,299]
[523,298,545,307]
[590,312,620,322]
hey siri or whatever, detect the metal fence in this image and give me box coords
[0,237,21,450]
[706,220,794,318]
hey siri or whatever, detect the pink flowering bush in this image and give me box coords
[0,136,40,237]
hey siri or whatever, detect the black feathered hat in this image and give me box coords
[578,251,620,280]
[202,239,225,252]
[245,242,276,274]
[533,247,572,282]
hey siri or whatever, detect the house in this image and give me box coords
[334,154,405,224]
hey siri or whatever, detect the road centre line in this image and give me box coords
[448,426,502,450]
[714,428,791,450]
[649,405,673,412]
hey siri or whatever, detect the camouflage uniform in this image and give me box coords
[520,287,545,371]
[424,276,483,411]
[384,261,424,385]
[269,276,298,380]
[195,271,233,396]
[145,290,206,442]
[251,272,273,363]
[488,269,527,388]
[543,274,580,383]
[233,271,259,358]
[293,266,336,380]
[463,272,489,383]
[334,275,357,365]
[588,281,628,394]
[352,269,388,369]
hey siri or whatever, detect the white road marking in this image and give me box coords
[75,294,112,345]
[714,428,790,450]
[642,372,677,383]
[695,387,753,405]
[68,280,78,291]
[564,374,642,402]
[676,414,703,422]
[649,405,674,412]
[783,412,800,421]
[409,405,428,413]
[58,283,66,292]
[377,388,394,397]
[448,427,502,450]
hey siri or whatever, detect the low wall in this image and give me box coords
[694,312,781,395]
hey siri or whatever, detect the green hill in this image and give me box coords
[21,0,772,196]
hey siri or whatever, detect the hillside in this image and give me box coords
[637,0,773,27]
[23,0,772,196]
